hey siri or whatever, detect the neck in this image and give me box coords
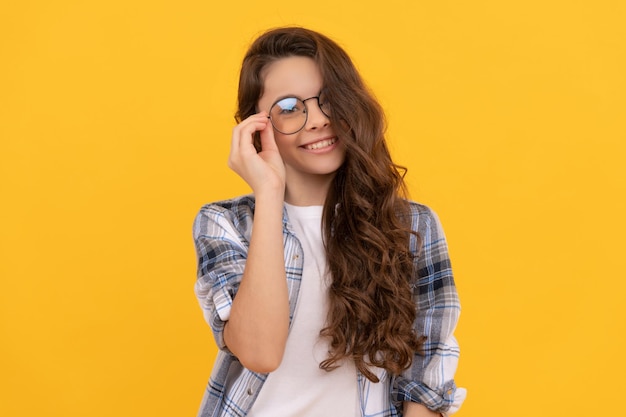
[283,172,335,206]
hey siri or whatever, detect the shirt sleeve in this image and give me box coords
[192,204,250,353]
[391,205,466,416]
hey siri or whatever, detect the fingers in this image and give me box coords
[227,112,286,193]
[231,112,270,155]
[228,112,270,173]
[258,118,278,152]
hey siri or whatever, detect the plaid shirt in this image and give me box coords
[193,195,466,417]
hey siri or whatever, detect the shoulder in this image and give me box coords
[193,194,256,239]
[198,194,256,218]
[405,200,443,234]
[406,200,435,217]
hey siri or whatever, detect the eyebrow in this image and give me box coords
[269,91,325,104]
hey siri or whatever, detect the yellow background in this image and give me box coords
[1,1,625,416]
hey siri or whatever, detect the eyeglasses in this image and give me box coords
[267,94,331,135]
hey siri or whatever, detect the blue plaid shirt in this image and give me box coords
[193,195,466,417]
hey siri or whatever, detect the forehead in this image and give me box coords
[259,56,323,106]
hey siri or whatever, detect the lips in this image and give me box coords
[302,137,337,150]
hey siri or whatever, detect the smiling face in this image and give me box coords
[257,56,346,203]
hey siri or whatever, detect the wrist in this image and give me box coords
[253,190,286,223]
[253,184,285,203]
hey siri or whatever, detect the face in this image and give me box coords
[257,56,346,186]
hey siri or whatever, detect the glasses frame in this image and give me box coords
[267,94,331,135]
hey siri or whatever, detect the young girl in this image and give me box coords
[193,27,465,417]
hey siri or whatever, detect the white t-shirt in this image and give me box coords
[248,203,361,417]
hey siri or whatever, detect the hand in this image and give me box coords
[228,112,286,196]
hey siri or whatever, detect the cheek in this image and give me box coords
[273,134,294,156]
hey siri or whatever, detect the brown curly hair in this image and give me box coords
[235,27,424,382]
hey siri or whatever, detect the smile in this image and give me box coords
[303,137,337,150]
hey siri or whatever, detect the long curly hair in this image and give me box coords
[235,27,424,382]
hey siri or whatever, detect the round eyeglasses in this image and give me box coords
[267,94,331,135]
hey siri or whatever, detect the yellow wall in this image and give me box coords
[1,1,624,416]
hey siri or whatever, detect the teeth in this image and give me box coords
[304,138,336,150]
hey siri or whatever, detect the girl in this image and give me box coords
[193,27,465,417]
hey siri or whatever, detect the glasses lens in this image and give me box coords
[318,93,331,118]
[270,97,306,134]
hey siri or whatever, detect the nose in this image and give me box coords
[303,98,330,131]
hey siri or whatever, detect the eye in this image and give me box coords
[275,97,303,115]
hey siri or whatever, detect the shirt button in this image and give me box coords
[292,254,299,260]
[247,387,253,395]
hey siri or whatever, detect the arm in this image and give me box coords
[222,189,288,373]
[403,402,442,417]
[393,205,466,416]
[223,113,290,373]
[196,114,290,373]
